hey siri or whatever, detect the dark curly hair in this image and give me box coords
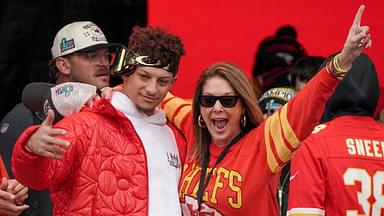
[128,26,185,75]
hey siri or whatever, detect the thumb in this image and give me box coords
[42,108,55,127]
[0,177,8,191]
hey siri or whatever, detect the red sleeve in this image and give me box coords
[287,135,326,216]
[262,68,339,172]
[11,125,52,190]
[0,155,8,178]
[285,68,339,141]
[12,117,83,190]
[161,92,194,142]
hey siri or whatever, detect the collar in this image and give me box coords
[110,91,166,125]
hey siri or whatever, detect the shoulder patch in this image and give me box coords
[0,122,10,134]
[311,124,327,134]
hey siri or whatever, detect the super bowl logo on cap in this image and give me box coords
[60,38,75,53]
[55,84,74,97]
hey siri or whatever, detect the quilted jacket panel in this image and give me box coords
[13,99,150,216]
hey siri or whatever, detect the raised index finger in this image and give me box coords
[353,5,365,27]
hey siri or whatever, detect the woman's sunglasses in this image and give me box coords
[199,95,239,107]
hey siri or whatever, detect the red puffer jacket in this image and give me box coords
[12,99,186,216]
[0,155,8,178]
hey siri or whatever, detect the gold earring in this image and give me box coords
[240,115,247,128]
[198,115,206,128]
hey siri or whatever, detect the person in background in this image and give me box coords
[12,26,186,216]
[287,53,384,215]
[258,87,296,118]
[0,155,29,216]
[160,5,371,215]
[0,20,116,216]
[258,87,296,215]
[252,25,306,98]
[262,56,325,216]
[290,56,326,92]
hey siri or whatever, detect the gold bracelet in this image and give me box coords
[326,61,343,80]
[332,54,351,76]
[334,57,347,72]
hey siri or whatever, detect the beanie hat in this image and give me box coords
[252,25,307,91]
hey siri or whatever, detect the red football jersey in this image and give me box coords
[288,115,384,216]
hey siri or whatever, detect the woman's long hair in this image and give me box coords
[191,62,264,164]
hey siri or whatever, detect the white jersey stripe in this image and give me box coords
[287,207,325,216]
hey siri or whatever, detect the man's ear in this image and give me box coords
[55,57,71,76]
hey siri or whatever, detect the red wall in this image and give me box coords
[148,0,384,98]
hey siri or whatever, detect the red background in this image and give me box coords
[148,0,384,98]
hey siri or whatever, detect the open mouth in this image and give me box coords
[212,119,228,132]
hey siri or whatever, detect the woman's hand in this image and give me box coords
[99,84,123,101]
[339,5,371,69]
[0,178,29,216]
[6,179,29,205]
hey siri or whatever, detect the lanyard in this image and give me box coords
[196,129,248,211]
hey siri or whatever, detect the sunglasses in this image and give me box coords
[73,52,112,66]
[199,95,239,107]
[110,46,171,76]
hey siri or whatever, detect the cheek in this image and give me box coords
[229,106,244,123]
[121,80,139,97]
[158,88,171,100]
[200,108,210,120]
[230,112,242,124]
[158,84,171,93]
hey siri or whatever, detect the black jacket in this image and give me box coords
[321,53,380,122]
[0,103,52,216]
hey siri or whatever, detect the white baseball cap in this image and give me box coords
[22,82,97,123]
[51,21,111,59]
